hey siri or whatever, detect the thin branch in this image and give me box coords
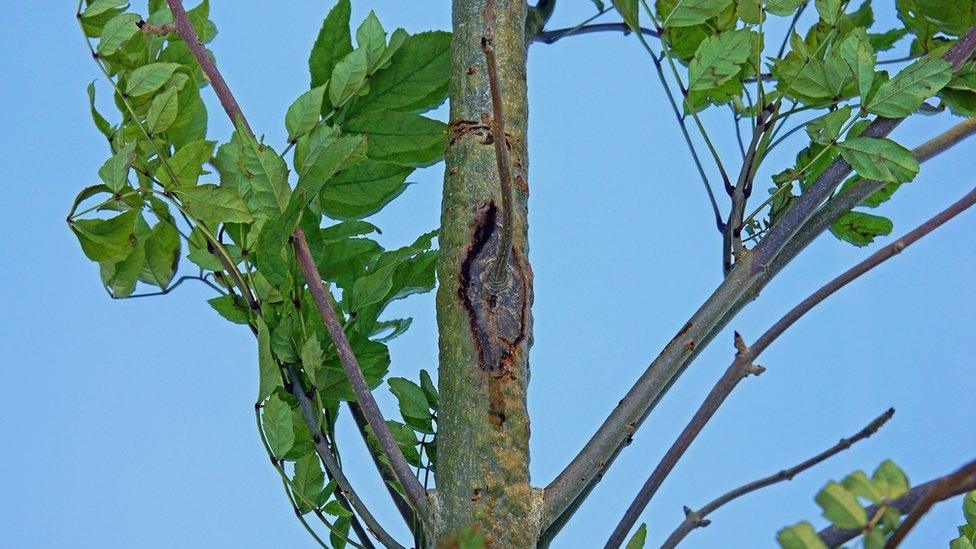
[292,230,429,517]
[482,2,516,287]
[533,22,659,44]
[604,183,976,547]
[165,0,427,532]
[724,102,778,275]
[819,459,976,546]
[660,409,895,548]
[109,274,223,300]
[885,459,976,548]
[165,0,250,133]
[347,402,417,529]
[283,366,405,549]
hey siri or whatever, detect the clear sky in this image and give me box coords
[1,1,974,547]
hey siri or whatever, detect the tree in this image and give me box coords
[66,0,976,546]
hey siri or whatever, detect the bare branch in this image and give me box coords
[818,459,976,547]
[533,22,659,44]
[292,230,429,516]
[659,409,895,549]
[542,27,976,534]
[885,459,976,548]
[604,184,976,546]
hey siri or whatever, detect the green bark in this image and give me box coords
[431,0,540,546]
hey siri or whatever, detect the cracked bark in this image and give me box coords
[430,0,541,545]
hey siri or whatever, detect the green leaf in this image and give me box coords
[356,11,387,71]
[86,82,115,139]
[815,0,842,24]
[157,139,215,188]
[765,0,805,16]
[256,317,280,403]
[350,31,451,115]
[323,500,354,518]
[873,459,910,500]
[318,160,410,220]
[82,0,128,19]
[839,29,876,101]
[838,137,920,183]
[816,482,868,529]
[97,12,141,56]
[613,0,640,31]
[964,491,976,529]
[625,523,648,549]
[143,221,180,288]
[864,529,886,549]
[687,29,757,91]
[420,369,439,411]
[292,452,325,513]
[146,86,180,134]
[103,241,145,298]
[806,106,852,145]
[329,49,369,107]
[125,63,182,97]
[951,537,975,549]
[658,0,734,27]
[207,294,251,324]
[842,471,885,504]
[388,378,430,421]
[298,131,369,198]
[220,127,293,218]
[98,143,136,193]
[352,263,396,310]
[831,211,894,246]
[262,394,295,457]
[309,0,353,89]
[300,336,324,381]
[867,57,953,117]
[70,210,139,263]
[173,184,253,223]
[344,110,446,167]
[285,85,326,143]
[776,522,828,549]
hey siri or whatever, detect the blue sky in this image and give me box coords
[1,1,974,547]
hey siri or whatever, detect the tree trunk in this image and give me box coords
[431,0,539,546]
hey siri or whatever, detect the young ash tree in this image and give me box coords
[69,0,976,546]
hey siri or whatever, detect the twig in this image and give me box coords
[884,459,976,547]
[533,22,659,44]
[818,459,976,546]
[165,0,250,133]
[482,0,516,287]
[724,101,778,275]
[292,230,429,516]
[166,0,427,530]
[109,274,224,300]
[283,366,405,549]
[603,184,976,547]
[660,409,894,548]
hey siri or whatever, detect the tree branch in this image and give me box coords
[659,409,894,549]
[292,231,429,517]
[533,22,659,44]
[818,459,976,546]
[604,183,976,546]
[541,26,976,535]
[885,459,976,548]
[283,366,405,549]
[166,0,428,529]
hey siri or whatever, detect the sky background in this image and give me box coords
[1,1,974,547]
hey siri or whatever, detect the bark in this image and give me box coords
[430,0,541,546]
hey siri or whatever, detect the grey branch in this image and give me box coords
[659,409,894,548]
